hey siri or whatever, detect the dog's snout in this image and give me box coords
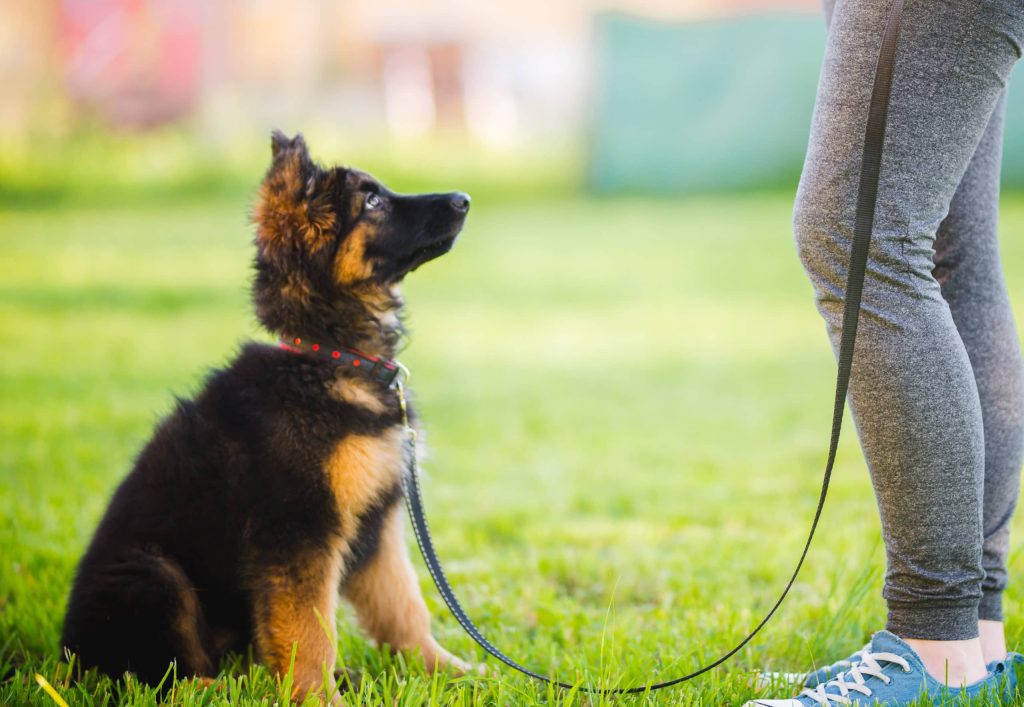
[449,192,471,213]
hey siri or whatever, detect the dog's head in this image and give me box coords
[251,131,469,350]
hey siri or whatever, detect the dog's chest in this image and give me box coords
[322,426,407,535]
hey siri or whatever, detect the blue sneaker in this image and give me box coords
[802,643,870,688]
[746,631,1002,706]
[990,651,1023,701]
[803,644,1024,691]
[754,643,869,690]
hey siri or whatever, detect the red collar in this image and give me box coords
[278,336,402,386]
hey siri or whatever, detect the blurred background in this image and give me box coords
[5,1,1024,704]
[7,0,1023,202]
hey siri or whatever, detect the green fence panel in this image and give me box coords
[589,12,1024,193]
[1003,75,1024,186]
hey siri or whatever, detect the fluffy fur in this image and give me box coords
[60,132,473,701]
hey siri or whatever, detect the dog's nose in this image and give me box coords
[449,192,471,213]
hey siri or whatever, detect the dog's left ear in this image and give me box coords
[252,131,336,260]
[270,130,293,159]
[270,130,310,162]
[267,131,315,182]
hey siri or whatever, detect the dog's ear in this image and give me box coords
[270,130,292,159]
[270,130,308,161]
[268,131,313,176]
[253,131,336,261]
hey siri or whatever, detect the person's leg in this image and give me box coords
[818,0,1023,671]
[791,94,1021,674]
[932,90,1024,665]
[793,0,1023,685]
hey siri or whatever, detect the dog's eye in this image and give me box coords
[364,193,383,211]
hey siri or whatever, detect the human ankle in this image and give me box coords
[978,620,1007,664]
[902,636,988,686]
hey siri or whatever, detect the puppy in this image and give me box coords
[61,131,473,699]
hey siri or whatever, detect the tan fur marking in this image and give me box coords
[343,506,471,674]
[252,151,336,257]
[327,377,389,414]
[253,550,342,700]
[303,193,337,253]
[324,428,405,522]
[333,223,375,284]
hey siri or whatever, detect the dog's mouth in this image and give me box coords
[405,234,458,272]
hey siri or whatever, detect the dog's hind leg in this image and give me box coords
[62,549,214,685]
[343,505,474,674]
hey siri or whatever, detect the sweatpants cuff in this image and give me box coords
[886,602,979,641]
[979,590,1004,622]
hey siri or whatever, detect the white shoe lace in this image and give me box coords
[799,650,912,706]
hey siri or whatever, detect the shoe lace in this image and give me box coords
[799,650,911,706]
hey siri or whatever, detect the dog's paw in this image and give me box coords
[414,639,490,678]
[453,660,495,678]
[473,662,497,677]
[445,655,475,676]
[432,651,490,678]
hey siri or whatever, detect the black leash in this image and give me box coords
[398,0,906,691]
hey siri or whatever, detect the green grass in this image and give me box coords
[3,192,1024,705]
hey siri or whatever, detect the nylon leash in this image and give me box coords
[397,0,907,692]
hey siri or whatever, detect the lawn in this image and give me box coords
[3,191,1024,705]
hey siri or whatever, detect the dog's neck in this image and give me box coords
[275,284,404,360]
[345,283,404,358]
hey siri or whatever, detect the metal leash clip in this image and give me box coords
[392,360,412,417]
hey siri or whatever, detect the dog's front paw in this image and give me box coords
[443,654,478,677]
[420,642,483,677]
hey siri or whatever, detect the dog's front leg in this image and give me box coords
[343,504,474,674]
[252,551,343,703]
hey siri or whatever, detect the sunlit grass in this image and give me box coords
[3,193,1024,704]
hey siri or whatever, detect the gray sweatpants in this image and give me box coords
[797,0,1024,640]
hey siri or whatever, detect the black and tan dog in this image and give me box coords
[61,132,473,699]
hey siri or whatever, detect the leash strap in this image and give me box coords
[400,0,906,691]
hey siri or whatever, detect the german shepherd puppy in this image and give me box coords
[61,132,473,699]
